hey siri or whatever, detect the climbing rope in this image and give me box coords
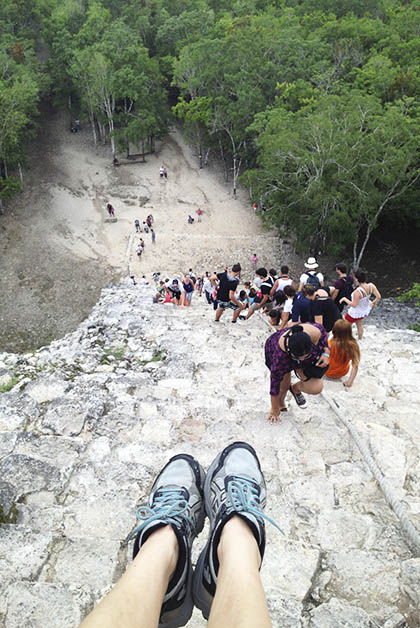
[258,312,420,556]
[321,391,420,557]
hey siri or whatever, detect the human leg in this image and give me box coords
[355,318,364,340]
[79,526,177,628]
[290,373,324,409]
[208,516,271,628]
[215,302,225,321]
[193,441,281,624]
[81,454,205,628]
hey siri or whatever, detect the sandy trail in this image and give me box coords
[0,109,299,352]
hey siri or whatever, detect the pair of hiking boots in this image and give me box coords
[127,441,279,627]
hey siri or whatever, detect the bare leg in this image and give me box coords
[215,307,224,321]
[355,318,364,340]
[292,377,323,395]
[208,516,271,628]
[79,526,178,628]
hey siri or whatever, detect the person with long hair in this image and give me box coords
[327,320,360,387]
[340,270,381,339]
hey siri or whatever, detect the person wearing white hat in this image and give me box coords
[298,257,324,293]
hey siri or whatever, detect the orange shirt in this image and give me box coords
[327,339,350,379]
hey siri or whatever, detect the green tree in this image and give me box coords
[243,92,420,269]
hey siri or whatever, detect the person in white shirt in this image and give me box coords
[270,265,294,297]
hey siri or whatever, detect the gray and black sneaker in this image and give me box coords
[192,441,282,620]
[127,454,205,628]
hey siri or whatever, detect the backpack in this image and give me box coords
[337,275,353,301]
[305,272,321,290]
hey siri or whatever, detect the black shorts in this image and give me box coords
[296,363,329,381]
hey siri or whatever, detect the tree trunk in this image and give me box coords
[18,162,23,188]
[0,198,3,215]
[142,141,145,162]
[89,109,97,151]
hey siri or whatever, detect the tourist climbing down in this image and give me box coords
[340,270,381,339]
[326,319,360,387]
[264,323,330,422]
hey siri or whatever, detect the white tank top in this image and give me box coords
[348,284,372,318]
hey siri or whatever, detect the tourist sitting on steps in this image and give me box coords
[264,323,330,422]
[78,442,278,628]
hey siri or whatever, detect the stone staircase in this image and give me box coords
[0,283,419,627]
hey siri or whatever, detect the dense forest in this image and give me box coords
[1,0,419,268]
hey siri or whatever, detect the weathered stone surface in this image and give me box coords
[0,525,52,580]
[4,582,92,628]
[53,537,121,589]
[0,454,62,498]
[0,283,419,627]
[25,378,68,403]
[306,597,374,627]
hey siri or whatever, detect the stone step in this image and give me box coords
[1,283,419,627]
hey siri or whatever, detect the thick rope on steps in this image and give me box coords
[321,391,420,557]
[257,312,420,556]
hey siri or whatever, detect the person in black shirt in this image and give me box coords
[330,263,354,313]
[211,263,244,323]
[308,288,341,332]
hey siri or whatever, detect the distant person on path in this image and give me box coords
[136,245,143,259]
[212,264,243,323]
[203,274,214,305]
[327,319,360,387]
[146,216,152,228]
[330,263,354,312]
[159,165,164,178]
[298,257,324,292]
[135,219,141,233]
[264,323,330,421]
[183,275,194,307]
[196,208,203,222]
[252,253,258,269]
[253,202,258,213]
[163,167,168,179]
[187,215,194,224]
[166,278,184,306]
[107,203,115,217]
[139,238,145,253]
[340,270,381,339]
[151,229,156,243]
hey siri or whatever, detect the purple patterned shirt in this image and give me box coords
[264,323,329,396]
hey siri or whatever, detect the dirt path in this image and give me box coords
[0,109,299,352]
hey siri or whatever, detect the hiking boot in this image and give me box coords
[289,385,307,408]
[127,454,205,628]
[192,441,281,620]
